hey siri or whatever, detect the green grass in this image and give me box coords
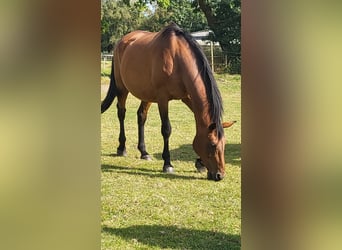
[101,60,111,77]
[101,73,241,249]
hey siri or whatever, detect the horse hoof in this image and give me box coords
[141,154,152,161]
[163,165,174,173]
[195,158,206,172]
[117,148,127,157]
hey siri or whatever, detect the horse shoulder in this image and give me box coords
[162,49,174,76]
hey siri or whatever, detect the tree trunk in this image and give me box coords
[196,0,227,53]
[197,0,216,28]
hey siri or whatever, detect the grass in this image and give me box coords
[101,60,111,77]
[101,72,241,249]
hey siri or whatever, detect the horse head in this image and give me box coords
[193,121,236,181]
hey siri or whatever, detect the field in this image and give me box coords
[101,69,241,249]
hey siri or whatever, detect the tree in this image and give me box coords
[195,0,241,73]
[101,0,241,73]
[139,0,207,32]
[101,0,208,51]
[135,0,241,73]
[101,0,142,52]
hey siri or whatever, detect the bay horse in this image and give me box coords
[101,23,235,181]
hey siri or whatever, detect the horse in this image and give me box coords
[101,23,235,181]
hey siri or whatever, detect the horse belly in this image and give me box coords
[156,78,187,100]
[120,52,158,102]
[121,61,186,102]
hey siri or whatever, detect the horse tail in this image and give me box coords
[101,58,117,113]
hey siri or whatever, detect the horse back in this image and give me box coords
[114,29,193,102]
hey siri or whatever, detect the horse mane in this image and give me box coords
[161,23,224,138]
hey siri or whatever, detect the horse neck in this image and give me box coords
[187,77,212,134]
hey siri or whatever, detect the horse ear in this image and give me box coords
[209,121,236,133]
[208,123,216,132]
[222,121,237,128]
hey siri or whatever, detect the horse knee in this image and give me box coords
[161,122,171,138]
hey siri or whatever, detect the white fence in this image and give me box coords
[101,54,113,71]
[101,49,228,73]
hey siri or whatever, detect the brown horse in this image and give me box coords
[101,23,235,181]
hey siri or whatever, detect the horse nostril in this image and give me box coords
[215,172,224,181]
[208,172,224,181]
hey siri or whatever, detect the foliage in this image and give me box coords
[134,0,171,8]
[101,0,241,73]
[101,0,142,52]
[101,0,208,49]
[195,0,241,73]
[139,0,207,32]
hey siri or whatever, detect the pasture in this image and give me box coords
[101,71,241,249]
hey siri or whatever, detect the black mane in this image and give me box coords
[161,23,224,138]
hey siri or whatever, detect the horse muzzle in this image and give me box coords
[207,171,225,181]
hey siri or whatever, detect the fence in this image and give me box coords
[201,44,228,73]
[101,54,113,72]
[101,47,230,73]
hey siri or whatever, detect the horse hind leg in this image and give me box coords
[137,101,152,160]
[116,90,128,156]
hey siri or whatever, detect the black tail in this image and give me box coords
[101,58,117,113]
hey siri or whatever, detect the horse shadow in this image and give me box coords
[152,143,241,167]
[101,164,204,181]
[102,225,240,250]
[101,143,240,179]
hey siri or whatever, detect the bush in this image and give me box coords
[226,57,241,74]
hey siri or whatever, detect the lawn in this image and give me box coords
[101,72,241,249]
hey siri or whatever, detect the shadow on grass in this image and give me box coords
[101,153,122,157]
[225,143,241,166]
[102,225,240,250]
[152,143,241,167]
[101,143,240,180]
[101,164,204,181]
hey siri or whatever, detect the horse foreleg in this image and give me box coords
[181,96,193,112]
[137,101,152,160]
[182,97,206,172]
[158,101,173,173]
[116,93,128,156]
